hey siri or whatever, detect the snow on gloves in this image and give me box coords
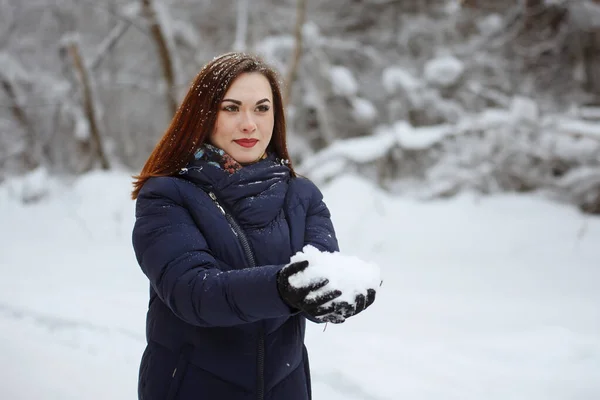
[277,260,343,318]
[277,245,382,324]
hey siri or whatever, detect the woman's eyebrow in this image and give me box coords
[222,98,271,105]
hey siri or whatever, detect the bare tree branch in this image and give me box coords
[88,20,131,71]
[0,77,38,169]
[71,0,150,38]
[300,59,336,147]
[283,0,307,106]
[67,40,111,171]
[141,0,178,116]
[0,0,18,48]
[233,0,249,51]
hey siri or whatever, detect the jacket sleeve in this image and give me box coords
[132,177,293,328]
[303,180,340,253]
[301,179,340,323]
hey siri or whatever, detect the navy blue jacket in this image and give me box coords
[132,154,339,400]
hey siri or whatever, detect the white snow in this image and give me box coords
[1,170,600,400]
[577,106,600,120]
[0,52,30,82]
[382,66,422,94]
[288,245,382,305]
[302,157,347,184]
[298,121,456,178]
[302,21,322,46]
[424,55,465,88]
[1,167,52,204]
[554,167,600,200]
[393,121,456,150]
[476,14,504,36]
[299,131,395,173]
[254,35,295,72]
[351,97,378,122]
[568,0,600,29]
[73,107,91,141]
[510,96,540,123]
[552,117,600,140]
[121,2,141,18]
[330,66,359,97]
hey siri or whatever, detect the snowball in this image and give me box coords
[424,56,465,88]
[288,245,382,305]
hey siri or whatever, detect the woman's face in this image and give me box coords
[210,72,274,164]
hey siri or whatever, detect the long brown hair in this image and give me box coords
[131,52,295,200]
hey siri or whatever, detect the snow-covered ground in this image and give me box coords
[1,170,599,400]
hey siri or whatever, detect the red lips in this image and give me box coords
[234,139,258,148]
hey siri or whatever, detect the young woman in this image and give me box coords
[131,52,378,400]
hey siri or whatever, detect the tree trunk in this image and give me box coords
[141,0,178,116]
[68,42,111,171]
[283,0,307,107]
[0,76,37,170]
[582,29,600,96]
[233,0,249,51]
[524,0,544,30]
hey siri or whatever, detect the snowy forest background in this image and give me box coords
[1,0,600,212]
[2,1,600,399]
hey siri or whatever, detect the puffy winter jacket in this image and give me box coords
[132,154,339,400]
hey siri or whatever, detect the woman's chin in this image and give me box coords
[232,150,264,165]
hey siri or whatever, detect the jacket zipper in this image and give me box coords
[257,332,265,400]
[207,192,256,268]
[206,190,264,400]
[179,168,257,269]
[180,167,266,400]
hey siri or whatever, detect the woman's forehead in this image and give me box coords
[224,73,272,99]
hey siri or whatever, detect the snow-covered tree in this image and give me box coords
[1,0,599,213]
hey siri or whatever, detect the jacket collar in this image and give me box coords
[179,148,291,229]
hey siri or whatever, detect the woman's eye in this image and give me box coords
[256,105,270,112]
[223,105,238,112]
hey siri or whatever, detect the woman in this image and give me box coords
[131,52,378,400]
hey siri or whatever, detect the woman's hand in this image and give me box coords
[314,288,378,324]
[278,248,382,324]
[277,260,343,317]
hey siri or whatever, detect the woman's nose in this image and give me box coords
[240,114,257,133]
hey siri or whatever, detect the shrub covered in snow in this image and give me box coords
[298,105,600,214]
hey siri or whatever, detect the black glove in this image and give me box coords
[277,261,343,316]
[315,289,377,324]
